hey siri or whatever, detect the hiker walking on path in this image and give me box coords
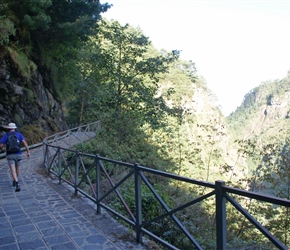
[0,122,30,192]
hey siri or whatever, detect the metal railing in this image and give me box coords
[43,123,290,250]
[43,121,101,149]
[1,121,100,159]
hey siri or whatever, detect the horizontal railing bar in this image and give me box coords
[97,155,136,168]
[0,142,43,159]
[44,121,100,141]
[138,165,216,188]
[74,187,96,203]
[95,156,216,189]
[100,203,136,228]
[224,186,290,207]
[43,144,77,152]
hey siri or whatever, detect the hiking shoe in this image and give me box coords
[12,180,16,187]
[15,184,21,192]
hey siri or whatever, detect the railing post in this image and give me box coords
[43,142,48,169]
[75,151,79,196]
[96,154,101,214]
[134,163,142,243]
[216,180,226,250]
[58,148,62,184]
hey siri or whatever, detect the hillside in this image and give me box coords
[1,0,288,187]
[227,69,290,142]
[1,2,289,248]
[158,69,244,182]
[226,69,290,203]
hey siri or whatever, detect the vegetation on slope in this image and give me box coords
[68,18,290,248]
[1,1,289,248]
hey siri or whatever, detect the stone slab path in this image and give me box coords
[0,146,148,250]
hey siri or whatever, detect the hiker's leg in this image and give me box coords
[8,155,21,191]
[9,163,18,182]
[15,155,22,177]
[15,164,19,178]
[7,155,19,182]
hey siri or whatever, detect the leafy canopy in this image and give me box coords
[68,19,180,134]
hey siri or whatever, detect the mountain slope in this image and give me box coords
[227,69,290,142]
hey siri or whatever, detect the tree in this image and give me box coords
[0,0,111,97]
[68,19,179,137]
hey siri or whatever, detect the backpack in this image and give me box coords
[6,132,21,153]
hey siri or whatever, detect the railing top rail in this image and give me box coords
[44,121,101,143]
[43,121,101,149]
[224,185,290,207]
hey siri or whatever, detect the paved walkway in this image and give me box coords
[0,146,148,250]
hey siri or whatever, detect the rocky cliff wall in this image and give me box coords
[0,57,67,139]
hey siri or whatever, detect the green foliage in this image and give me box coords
[3,0,290,247]
[21,0,52,30]
[67,19,180,133]
[111,182,172,221]
[21,124,47,145]
[0,0,111,99]
[94,19,179,129]
[7,46,37,79]
[254,138,290,199]
[77,125,177,173]
[225,134,290,247]
[227,78,288,139]
[0,16,15,46]
[23,87,36,101]
[163,60,196,103]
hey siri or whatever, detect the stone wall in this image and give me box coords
[0,57,67,136]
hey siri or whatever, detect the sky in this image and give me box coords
[101,0,290,116]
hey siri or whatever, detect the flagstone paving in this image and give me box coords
[0,146,148,250]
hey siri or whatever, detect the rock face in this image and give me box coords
[0,57,67,136]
